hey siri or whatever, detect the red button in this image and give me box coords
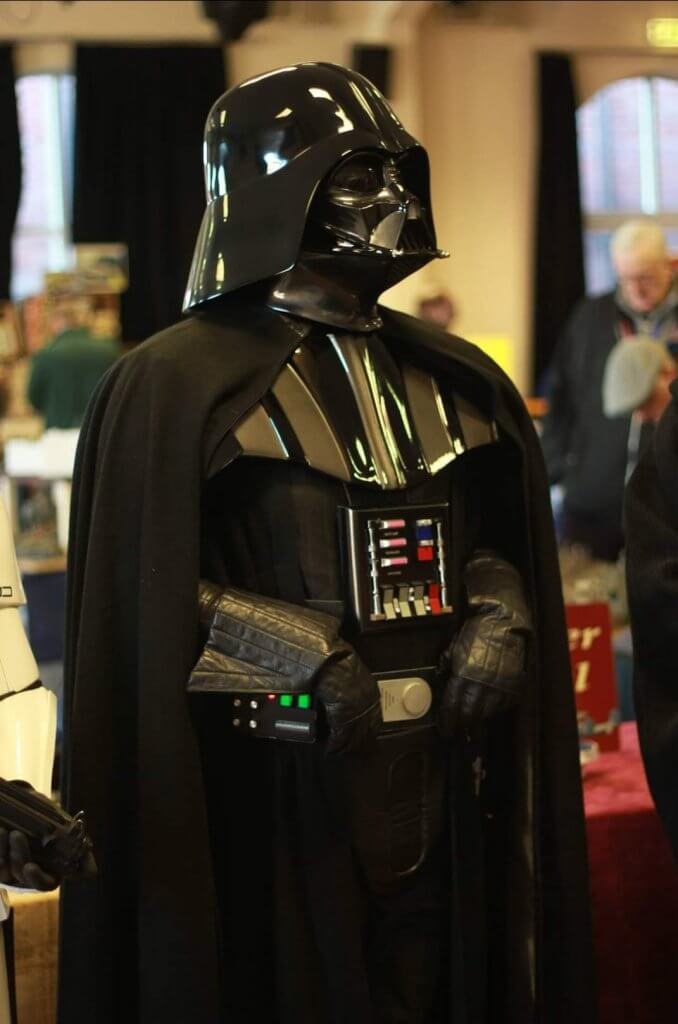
[417,547,434,562]
[428,583,441,614]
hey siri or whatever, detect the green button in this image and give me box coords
[279,695,293,708]
[297,694,311,709]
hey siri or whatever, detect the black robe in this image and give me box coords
[58,302,595,1024]
[625,380,678,859]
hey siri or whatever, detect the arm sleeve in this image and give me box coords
[450,550,531,686]
[189,582,344,694]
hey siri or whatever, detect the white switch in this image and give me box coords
[402,680,432,717]
[377,677,433,722]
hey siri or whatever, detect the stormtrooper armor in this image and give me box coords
[0,497,58,1022]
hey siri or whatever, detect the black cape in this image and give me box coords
[58,302,595,1024]
[625,380,678,858]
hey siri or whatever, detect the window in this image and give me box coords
[11,73,76,301]
[577,76,678,294]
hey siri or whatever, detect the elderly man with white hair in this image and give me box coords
[541,218,678,560]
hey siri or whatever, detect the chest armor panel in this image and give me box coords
[208,326,498,652]
[224,327,497,489]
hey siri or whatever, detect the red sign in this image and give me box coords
[566,602,620,753]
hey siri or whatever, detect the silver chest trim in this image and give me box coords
[329,334,413,489]
[271,364,352,482]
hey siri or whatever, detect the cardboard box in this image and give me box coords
[8,889,58,1024]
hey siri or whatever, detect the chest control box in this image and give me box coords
[342,503,454,631]
[228,692,317,742]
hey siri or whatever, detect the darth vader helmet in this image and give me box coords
[183,62,446,325]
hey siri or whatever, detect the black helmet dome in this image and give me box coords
[183,62,436,312]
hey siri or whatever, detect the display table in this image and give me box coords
[583,723,678,1024]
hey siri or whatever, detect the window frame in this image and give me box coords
[11,70,76,301]
[578,74,678,294]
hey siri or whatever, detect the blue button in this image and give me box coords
[416,525,434,541]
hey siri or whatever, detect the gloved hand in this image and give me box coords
[0,828,57,891]
[0,783,62,891]
[0,779,95,890]
[314,641,382,754]
[437,551,531,735]
[194,581,382,753]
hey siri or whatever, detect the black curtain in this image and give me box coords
[0,46,21,301]
[532,53,585,391]
[73,46,225,342]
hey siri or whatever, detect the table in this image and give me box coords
[583,722,678,1024]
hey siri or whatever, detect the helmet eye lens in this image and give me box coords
[330,154,385,194]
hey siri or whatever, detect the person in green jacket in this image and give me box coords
[27,295,122,429]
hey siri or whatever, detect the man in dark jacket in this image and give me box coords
[626,380,678,858]
[541,219,678,560]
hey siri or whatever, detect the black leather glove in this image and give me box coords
[0,781,94,891]
[192,582,382,753]
[438,551,531,735]
[0,826,57,891]
[313,641,381,754]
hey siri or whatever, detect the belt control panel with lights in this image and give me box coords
[342,503,454,631]
[228,692,316,742]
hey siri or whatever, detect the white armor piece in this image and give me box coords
[0,498,57,793]
[0,496,58,1024]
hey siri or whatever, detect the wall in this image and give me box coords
[416,0,678,392]
[0,1,214,42]
[4,1,678,390]
[418,22,535,390]
[3,1,433,319]
[231,0,678,392]
[3,1,217,74]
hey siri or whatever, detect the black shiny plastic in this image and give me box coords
[266,150,445,330]
[183,63,445,315]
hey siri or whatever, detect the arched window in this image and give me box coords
[577,76,678,294]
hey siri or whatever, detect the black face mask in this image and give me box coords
[306,150,438,256]
[265,150,447,332]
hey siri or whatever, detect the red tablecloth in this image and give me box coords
[583,723,678,1023]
